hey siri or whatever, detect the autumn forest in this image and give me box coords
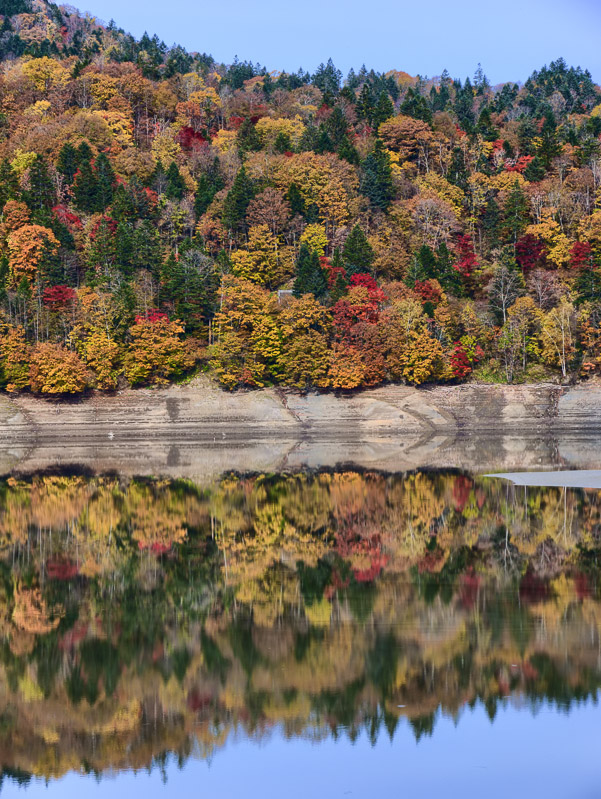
[1,1,601,393]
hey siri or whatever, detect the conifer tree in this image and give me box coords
[436,242,464,296]
[165,161,186,200]
[222,166,254,230]
[342,224,374,274]
[504,178,529,245]
[56,142,78,184]
[94,152,115,210]
[76,141,93,166]
[286,183,305,216]
[73,161,98,214]
[293,243,328,298]
[151,159,168,195]
[337,135,360,165]
[237,118,261,154]
[26,155,55,213]
[372,91,394,126]
[0,159,19,207]
[273,131,292,154]
[360,140,394,211]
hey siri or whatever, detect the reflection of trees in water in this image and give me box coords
[0,470,599,781]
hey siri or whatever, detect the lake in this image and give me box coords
[0,465,600,797]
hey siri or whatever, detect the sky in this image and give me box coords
[79,0,601,86]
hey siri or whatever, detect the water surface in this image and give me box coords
[0,467,600,796]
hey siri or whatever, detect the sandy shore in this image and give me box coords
[1,378,600,477]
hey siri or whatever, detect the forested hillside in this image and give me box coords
[0,0,601,393]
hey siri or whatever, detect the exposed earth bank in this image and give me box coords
[1,378,600,477]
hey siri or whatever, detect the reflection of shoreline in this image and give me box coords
[0,470,600,782]
[3,432,601,480]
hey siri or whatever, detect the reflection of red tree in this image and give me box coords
[452,475,472,511]
[46,558,79,580]
[522,660,539,681]
[58,620,88,651]
[519,570,549,604]
[574,572,591,600]
[187,689,213,712]
[417,546,445,573]
[458,569,480,608]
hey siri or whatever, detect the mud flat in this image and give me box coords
[0,378,600,478]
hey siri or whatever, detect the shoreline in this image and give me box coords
[0,378,600,478]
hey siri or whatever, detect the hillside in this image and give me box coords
[0,0,601,395]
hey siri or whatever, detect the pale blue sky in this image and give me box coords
[83,0,601,85]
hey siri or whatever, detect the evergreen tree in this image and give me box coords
[356,83,375,123]
[0,159,19,207]
[165,161,186,200]
[400,88,432,124]
[273,130,292,154]
[94,152,115,210]
[286,183,305,216]
[325,106,349,148]
[161,248,218,333]
[315,126,334,154]
[56,142,79,184]
[372,91,394,126]
[151,159,168,195]
[337,135,360,165]
[76,141,93,166]
[360,140,394,211]
[447,147,469,192]
[26,155,55,212]
[312,58,342,95]
[504,178,529,245]
[194,160,224,217]
[342,224,374,274]
[476,106,498,141]
[72,159,98,213]
[436,242,464,296]
[538,112,562,167]
[132,220,163,276]
[454,78,475,132]
[114,221,136,278]
[517,118,538,155]
[222,166,254,230]
[482,197,501,250]
[237,118,262,154]
[523,155,546,181]
[293,243,328,298]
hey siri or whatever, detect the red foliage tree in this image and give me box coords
[43,285,77,307]
[570,241,594,270]
[453,235,478,279]
[516,233,547,270]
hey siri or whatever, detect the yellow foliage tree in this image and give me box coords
[29,343,91,395]
[7,225,60,286]
[230,225,279,287]
[123,316,197,386]
[299,223,328,255]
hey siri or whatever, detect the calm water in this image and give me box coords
[0,468,600,797]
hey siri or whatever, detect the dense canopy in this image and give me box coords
[1,1,601,393]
